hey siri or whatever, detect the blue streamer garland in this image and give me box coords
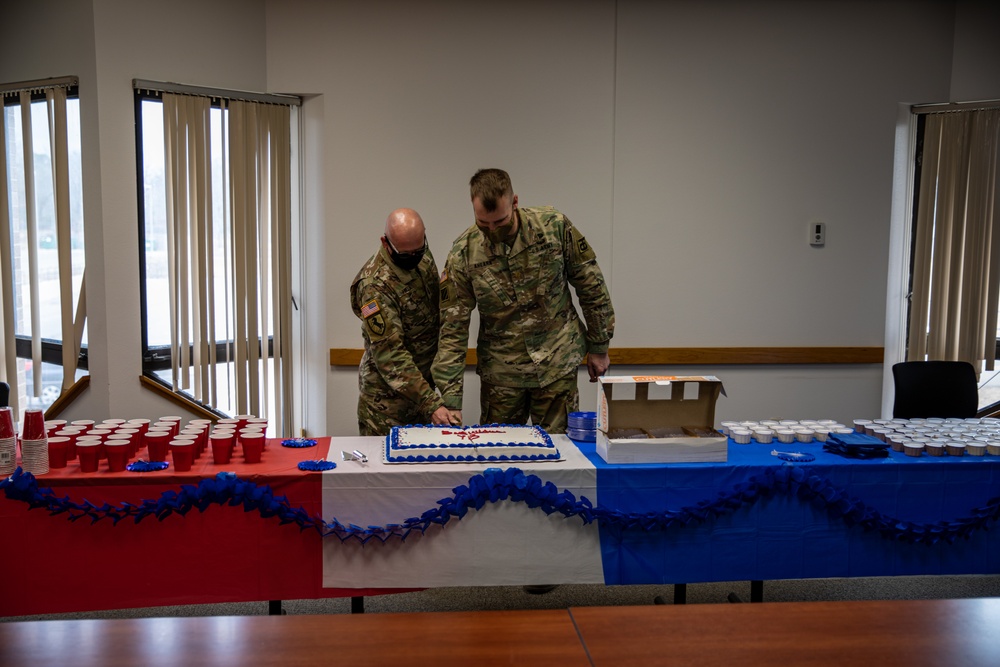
[3,465,1000,546]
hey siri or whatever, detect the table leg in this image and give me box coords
[674,583,687,604]
[750,580,764,603]
[268,600,283,615]
[351,596,365,614]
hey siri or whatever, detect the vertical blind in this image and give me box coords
[160,90,294,433]
[908,106,1000,370]
[0,77,83,415]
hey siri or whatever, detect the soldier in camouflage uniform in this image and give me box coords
[351,209,454,436]
[431,169,615,433]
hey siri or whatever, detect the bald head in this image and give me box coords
[384,208,426,253]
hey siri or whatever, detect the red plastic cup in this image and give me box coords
[47,437,70,469]
[180,427,208,456]
[45,420,67,436]
[126,419,151,435]
[21,408,46,441]
[115,428,141,456]
[170,440,195,472]
[145,432,172,462]
[160,416,183,438]
[241,433,264,463]
[105,441,130,472]
[70,419,95,433]
[106,433,133,459]
[55,429,81,460]
[210,433,234,464]
[239,427,265,449]
[0,407,14,440]
[76,441,101,473]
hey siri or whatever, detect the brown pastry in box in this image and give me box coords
[645,426,687,438]
[608,427,649,439]
[683,426,723,438]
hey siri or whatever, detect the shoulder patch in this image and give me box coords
[366,312,386,337]
[567,226,597,263]
[360,298,381,319]
[361,298,387,337]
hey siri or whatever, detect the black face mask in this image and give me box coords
[385,236,426,270]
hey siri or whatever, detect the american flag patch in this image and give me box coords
[360,299,381,319]
[440,269,448,283]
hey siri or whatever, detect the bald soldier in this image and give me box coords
[351,208,455,435]
[431,169,615,433]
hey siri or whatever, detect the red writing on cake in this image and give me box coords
[441,428,505,443]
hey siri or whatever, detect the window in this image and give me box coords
[135,82,299,436]
[904,104,1000,412]
[1,77,87,416]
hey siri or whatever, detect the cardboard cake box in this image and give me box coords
[596,375,727,464]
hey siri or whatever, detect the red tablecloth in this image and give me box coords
[0,438,401,617]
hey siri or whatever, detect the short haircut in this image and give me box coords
[469,168,513,212]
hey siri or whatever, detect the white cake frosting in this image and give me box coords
[384,424,559,463]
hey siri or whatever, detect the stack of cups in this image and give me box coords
[0,407,16,476]
[20,408,49,475]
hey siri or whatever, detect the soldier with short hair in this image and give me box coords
[431,168,615,433]
[351,208,455,436]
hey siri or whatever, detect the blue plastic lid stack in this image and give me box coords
[567,411,598,442]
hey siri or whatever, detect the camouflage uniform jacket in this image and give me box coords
[351,244,443,417]
[433,206,614,409]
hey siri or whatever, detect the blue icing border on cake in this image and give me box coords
[385,424,559,463]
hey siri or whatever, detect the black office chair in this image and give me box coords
[891,361,979,419]
[0,381,9,408]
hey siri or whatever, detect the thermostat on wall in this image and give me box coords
[809,222,825,246]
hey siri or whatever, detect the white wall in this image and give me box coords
[266,0,618,434]
[265,0,974,433]
[5,0,1000,434]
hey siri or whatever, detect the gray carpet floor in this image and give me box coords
[5,575,1000,622]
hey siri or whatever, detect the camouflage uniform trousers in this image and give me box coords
[479,371,578,434]
[357,390,428,437]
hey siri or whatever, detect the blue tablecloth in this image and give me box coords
[575,438,1000,585]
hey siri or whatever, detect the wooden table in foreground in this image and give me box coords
[3,598,999,667]
[0,609,590,667]
[571,598,1000,666]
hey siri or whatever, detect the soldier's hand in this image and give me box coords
[587,352,610,382]
[430,406,453,425]
[447,409,463,426]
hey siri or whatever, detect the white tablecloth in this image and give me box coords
[321,435,603,588]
